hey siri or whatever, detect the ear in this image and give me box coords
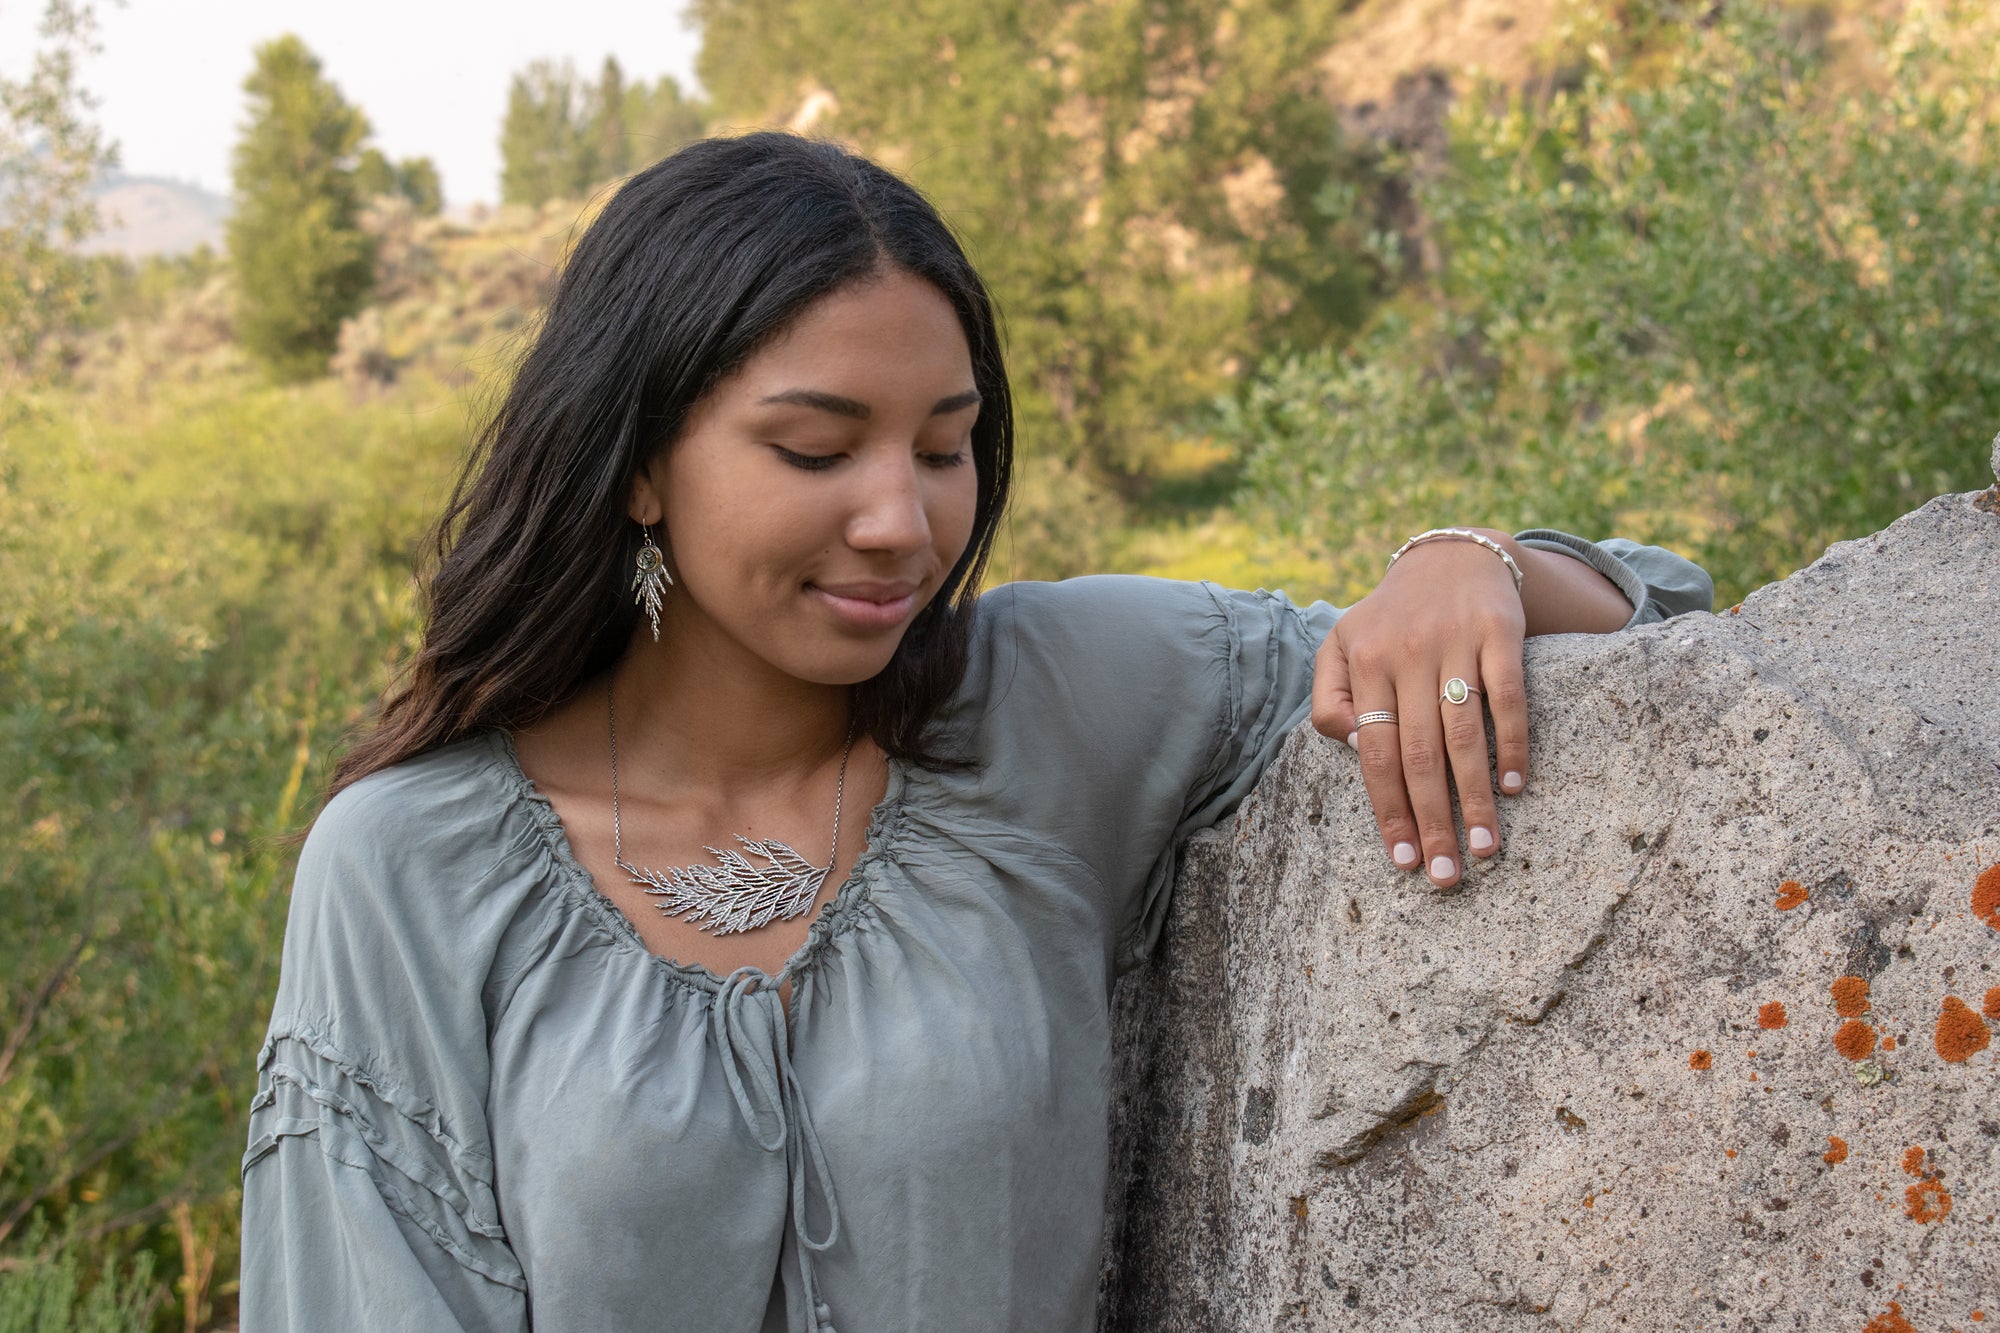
[627,461,665,527]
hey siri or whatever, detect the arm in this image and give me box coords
[1310,526,1710,889]
[240,772,530,1331]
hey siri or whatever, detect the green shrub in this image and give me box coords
[1228,1,2000,602]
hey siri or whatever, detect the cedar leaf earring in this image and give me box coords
[632,524,671,641]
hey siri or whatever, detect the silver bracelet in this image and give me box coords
[1385,527,1524,593]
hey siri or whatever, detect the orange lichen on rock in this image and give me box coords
[1881,1036,1897,1051]
[1725,1148,1737,1159]
[1905,1177,1952,1223]
[1902,1145,1927,1176]
[1864,1301,1917,1333]
[1774,879,1809,910]
[1831,975,1871,1017]
[1975,863,2000,928]
[1984,987,2000,1021]
[1689,1049,1713,1070]
[1834,1019,1878,1060]
[1934,995,1991,1063]
[1823,1136,1848,1165]
[1758,1001,1788,1029]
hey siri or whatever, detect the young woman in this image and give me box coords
[238,134,1709,1331]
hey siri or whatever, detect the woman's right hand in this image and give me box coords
[1308,531,1532,889]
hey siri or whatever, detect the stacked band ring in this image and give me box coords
[1355,711,1399,727]
[1440,677,1483,706]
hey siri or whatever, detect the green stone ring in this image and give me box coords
[1441,677,1481,706]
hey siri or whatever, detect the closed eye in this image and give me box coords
[772,445,841,472]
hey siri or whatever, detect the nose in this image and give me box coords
[844,449,932,557]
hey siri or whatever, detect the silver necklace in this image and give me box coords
[609,688,856,937]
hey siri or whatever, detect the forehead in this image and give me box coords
[721,271,975,402]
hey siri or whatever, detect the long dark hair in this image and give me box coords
[328,133,1014,798]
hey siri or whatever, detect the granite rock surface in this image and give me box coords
[1100,469,2000,1332]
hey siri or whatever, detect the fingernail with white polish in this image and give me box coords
[1345,732,1358,750]
[1392,842,1419,868]
[1430,855,1457,880]
[1469,827,1495,852]
[1501,771,1524,793]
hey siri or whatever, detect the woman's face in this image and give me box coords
[631,269,982,688]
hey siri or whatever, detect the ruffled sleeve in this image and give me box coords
[241,1031,526,1330]
[239,743,531,1332]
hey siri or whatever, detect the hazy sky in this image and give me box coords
[0,0,704,206]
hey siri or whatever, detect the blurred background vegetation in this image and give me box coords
[2,0,1996,1325]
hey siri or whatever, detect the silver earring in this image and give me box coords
[632,525,672,641]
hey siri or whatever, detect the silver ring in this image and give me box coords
[1440,677,1483,706]
[1355,710,1399,727]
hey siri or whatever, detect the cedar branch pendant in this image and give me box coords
[607,689,857,939]
[626,839,832,937]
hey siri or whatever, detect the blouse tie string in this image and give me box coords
[711,967,843,1333]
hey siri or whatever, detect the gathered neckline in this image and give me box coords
[484,728,908,999]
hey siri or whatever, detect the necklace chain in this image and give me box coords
[609,685,856,937]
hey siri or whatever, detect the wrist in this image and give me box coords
[1386,527,1525,595]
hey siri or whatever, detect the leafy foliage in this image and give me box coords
[0,376,468,1329]
[226,35,376,382]
[1228,1,2000,601]
[0,0,118,385]
[694,0,1391,493]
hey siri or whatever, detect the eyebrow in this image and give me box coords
[756,388,982,420]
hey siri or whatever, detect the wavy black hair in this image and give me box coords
[331,133,1013,796]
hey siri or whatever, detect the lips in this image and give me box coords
[806,579,923,631]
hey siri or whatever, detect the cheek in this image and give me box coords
[931,469,981,568]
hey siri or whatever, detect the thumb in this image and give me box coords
[1310,630,1357,746]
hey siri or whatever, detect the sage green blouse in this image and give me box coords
[240,538,1711,1332]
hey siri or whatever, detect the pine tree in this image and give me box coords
[356,147,443,216]
[498,60,595,207]
[594,56,628,180]
[227,35,375,382]
[622,75,706,172]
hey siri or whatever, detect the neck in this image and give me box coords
[607,624,855,800]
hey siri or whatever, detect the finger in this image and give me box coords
[1440,672,1500,859]
[1310,631,1357,748]
[1482,635,1529,796]
[1396,672,1462,888]
[1350,696,1422,873]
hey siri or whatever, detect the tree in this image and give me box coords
[498,58,707,207]
[691,0,1379,488]
[620,73,705,172]
[356,147,443,216]
[595,56,629,180]
[227,35,375,381]
[0,0,118,385]
[498,60,595,206]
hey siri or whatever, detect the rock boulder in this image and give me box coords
[1100,465,2000,1331]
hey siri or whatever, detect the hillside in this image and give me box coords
[81,172,231,258]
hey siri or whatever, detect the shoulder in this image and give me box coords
[941,576,1245,751]
[966,576,1233,691]
[974,574,1228,637]
[289,733,535,962]
[302,733,518,884]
